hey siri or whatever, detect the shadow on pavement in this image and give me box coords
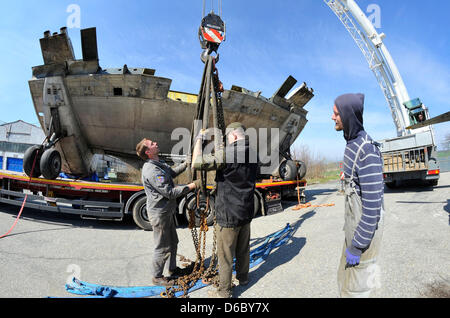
[396,201,447,204]
[384,181,450,194]
[305,188,338,202]
[234,211,316,297]
[0,203,139,235]
[445,200,450,226]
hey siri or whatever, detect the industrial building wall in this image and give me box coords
[0,120,46,172]
[0,120,45,144]
[0,120,131,175]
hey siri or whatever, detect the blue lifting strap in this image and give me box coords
[64,224,294,298]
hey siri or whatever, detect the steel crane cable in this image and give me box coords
[203,0,222,17]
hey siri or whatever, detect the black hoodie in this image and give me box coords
[335,93,365,141]
[335,93,384,257]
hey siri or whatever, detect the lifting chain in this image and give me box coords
[163,4,226,298]
[164,198,218,298]
[164,61,225,300]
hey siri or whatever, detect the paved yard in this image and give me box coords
[0,173,448,298]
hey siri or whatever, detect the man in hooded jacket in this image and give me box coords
[332,93,385,298]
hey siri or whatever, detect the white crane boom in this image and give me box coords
[324,0,440,185]
[324,0,433,137]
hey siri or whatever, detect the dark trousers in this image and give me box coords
[149,212,179,278]
[216,222,251,297]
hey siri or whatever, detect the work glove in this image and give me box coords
[345,248,361,268]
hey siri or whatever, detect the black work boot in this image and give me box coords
[168,267,185,278]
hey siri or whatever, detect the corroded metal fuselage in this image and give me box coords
[29,27,314,177]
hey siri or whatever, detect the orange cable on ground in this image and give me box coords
[293,173,335,211]
[0,194,28,239]
[292,202,335,211]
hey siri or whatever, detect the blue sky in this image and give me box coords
[0,0,448,161]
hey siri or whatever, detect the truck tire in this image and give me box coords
[279,160,297,181]
[184,194,215,227]
[385,181,397,189]
[23,145,43,178]
[296,160,307,180]
[178,194,190,218]
[40,148,62,180]
[132,196,153,231]
[253,192,261,218]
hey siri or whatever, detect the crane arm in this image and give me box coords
[406,111,450,130]
[324,0,413,137]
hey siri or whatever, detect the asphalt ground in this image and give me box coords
[0,173,448,299]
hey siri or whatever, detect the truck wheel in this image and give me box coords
[132,196,153,231]
[178,194,190,219]
[253,193,261,218]
[296,160,307,180]
[40,148,62,180]
[279,160,297,181]
[23,145,43,178]
[385,181,397,189]
[184,194,215,227]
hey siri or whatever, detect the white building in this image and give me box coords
[0,120,46,172]
[0,120,130,178]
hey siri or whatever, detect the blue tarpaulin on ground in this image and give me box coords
[64,223,294,298]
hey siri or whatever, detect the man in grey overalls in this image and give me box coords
[136,139,201,286]
[332,94,385,297]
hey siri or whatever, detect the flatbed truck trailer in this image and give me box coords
[380,131,440,187]
[0,170,306,230]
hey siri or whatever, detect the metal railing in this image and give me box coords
[383,148,428,173]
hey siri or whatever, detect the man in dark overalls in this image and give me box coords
[192,122,258,298]
[136,139,201,287]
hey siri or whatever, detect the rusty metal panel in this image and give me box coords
[39,30,75,65]
[81,27,98,61]
[28,27,315,177]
